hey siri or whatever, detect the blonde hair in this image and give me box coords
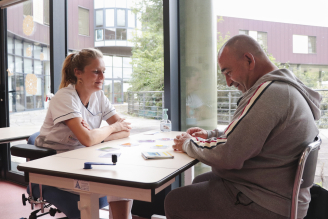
[59,48,103,89]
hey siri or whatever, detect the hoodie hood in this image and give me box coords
[248,68,322,120]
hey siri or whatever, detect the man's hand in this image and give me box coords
[172,132,192,152]
[186,127,208,139]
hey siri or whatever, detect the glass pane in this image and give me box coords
[308,36,316,54]
[15,39,22,56]
[15,74,25,112]
[116,28,127,40]
[127,29,134,41]
[8,37,13,54]
[104,0,115,8]
[127,0,135,8]
[15,57,23,73]
[42,47,49,61]
[136,13,142,29]
[113,80,122,104]
[7,0,52,175]
[116,0,126,8]
[94,0,104,9]
[117,9,126,27]
[35,45,41,60]
[96,10,103,27]
[113,56,122,67]
[103,55,112,66]
[113,67,122,78]
[24,58,32,74]
[105,66,113,78]
[8,55,14,73]
[104,28,115,40]
[96,29,104,41]
[26,96,34,109]
[123,57,132,67]
[123,68,132,79]
[106,9,114,27]
[128,10,135,28]
[36,77,43,109]
[23,42,33,57]
[35,60,42,74]
[104,80,112,102]
[257,32,267,50]
[78,7,90,36]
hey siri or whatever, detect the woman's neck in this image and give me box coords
[75,84,91,106]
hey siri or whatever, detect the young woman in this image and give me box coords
[34,48,133,219]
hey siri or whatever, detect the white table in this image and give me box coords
[0,126,40,144]
[18,131,198,219]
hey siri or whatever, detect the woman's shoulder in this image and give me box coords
[53,84,78,100]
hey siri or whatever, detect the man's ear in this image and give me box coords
[244,52,255,70]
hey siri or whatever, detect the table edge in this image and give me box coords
[17,159,199,189]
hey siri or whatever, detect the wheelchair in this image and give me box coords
[11,132,108,219]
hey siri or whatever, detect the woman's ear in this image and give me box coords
[74,68,82,78]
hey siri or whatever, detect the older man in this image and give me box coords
[164,35,322,219]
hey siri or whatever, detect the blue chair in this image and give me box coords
[11,132,108,219]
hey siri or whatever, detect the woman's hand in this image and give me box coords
[81,119,90,130]
[111,118,131,132]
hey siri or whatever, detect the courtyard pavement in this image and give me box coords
[8,106,328,189]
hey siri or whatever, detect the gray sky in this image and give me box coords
[214,0,328,27]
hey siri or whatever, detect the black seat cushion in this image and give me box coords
[11,144,56,160]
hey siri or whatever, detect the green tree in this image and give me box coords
[129,0,164,91]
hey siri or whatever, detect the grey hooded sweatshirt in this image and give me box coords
[182,69,322,218]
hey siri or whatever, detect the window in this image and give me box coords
[78,7,90,36]
[257,32,268,50]
[106,9,115,27]
[308,36,316,53]
[33,0,43,24]
[128,10,135,28]
[96,10,103,27]
[94,0,104,9]
[238,30,267,49]
[239,30,249,35]
[116,28,127,40]
[23,1,32,16]
[43,0,49,25]
[117,9,126,27]
[293,35,316,54]
[105,28,115,40]
[95,29,103,41]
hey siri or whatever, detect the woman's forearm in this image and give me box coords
[104,130,130,141]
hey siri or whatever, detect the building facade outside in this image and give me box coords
[217,16,328,84]
[7,0,140,113]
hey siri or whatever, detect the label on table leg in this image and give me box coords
[73,180,90,191]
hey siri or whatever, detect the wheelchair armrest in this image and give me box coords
[11,144,57,160]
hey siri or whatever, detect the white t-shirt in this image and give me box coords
[35,84,116,153]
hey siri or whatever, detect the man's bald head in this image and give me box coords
[218,34,278,93]
[219,35,267,60]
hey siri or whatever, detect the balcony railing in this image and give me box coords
[128,89,328,128]
[127,91,164,120]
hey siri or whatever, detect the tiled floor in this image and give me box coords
[0,180,146,219]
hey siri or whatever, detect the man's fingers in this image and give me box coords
[192,131,201,136]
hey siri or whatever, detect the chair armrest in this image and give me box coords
[11,144,57,160]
